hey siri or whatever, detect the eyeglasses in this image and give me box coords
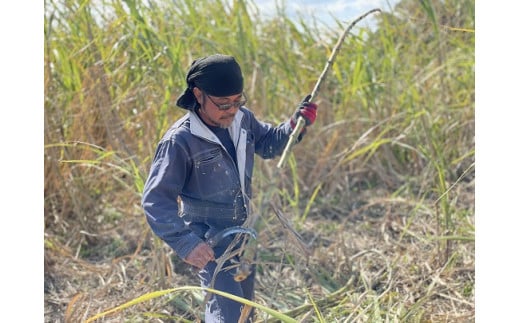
[204,92,247,111]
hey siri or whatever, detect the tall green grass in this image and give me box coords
[45,0,474,321]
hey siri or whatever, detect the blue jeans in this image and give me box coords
[199,247,256,323]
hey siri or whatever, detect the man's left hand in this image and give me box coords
[290,95,318,128]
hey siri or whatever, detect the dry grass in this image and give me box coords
[44,176,474,322]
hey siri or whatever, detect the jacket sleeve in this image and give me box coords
[249,113,294,159]
[141,138,202,260]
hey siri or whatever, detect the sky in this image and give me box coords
[248,0,398,30]
[251,0,397,17]
[1,1,519,321]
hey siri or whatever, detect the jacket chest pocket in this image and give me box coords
[194,148,222,167]
[191,148,241,200]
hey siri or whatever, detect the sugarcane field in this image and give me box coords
[43,0,476,322]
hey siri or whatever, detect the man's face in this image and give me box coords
[193,87,245,128]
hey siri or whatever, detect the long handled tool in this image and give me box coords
[277,8,381,169]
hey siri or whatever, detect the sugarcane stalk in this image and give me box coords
[277,8,381,169]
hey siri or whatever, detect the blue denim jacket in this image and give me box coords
[141,107,294,259]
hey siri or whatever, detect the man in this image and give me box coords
[141,54,317,322]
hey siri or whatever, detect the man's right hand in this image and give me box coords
[184,242,215,269]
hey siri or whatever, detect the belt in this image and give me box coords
[180,201,248,225]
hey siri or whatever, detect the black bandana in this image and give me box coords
[176,54,244,110]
